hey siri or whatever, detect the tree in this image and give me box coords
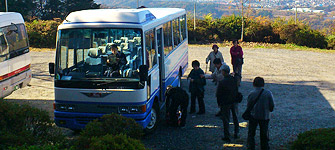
[41,0,65,20]
[0,0,38,20]
[63,0,101,16]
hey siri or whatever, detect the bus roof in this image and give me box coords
[59,8,186,30]
[0,12,24,27]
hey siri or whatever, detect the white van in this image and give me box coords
[0,12,32,99]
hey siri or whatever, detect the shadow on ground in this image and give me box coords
[143,78,335,150]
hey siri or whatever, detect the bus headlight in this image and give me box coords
[118,105,146,114]
[119,106,129,113]
[56,104,75,111]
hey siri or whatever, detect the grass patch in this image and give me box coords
[29,47,55,52]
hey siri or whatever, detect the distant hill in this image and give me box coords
[94,0,335,33]
[95,0,241,18]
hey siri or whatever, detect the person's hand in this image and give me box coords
[190,79,194,82]
[200,74,205,78]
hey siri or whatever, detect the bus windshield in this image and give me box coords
[56,28,143,81]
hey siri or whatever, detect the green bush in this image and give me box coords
[8,144,75,150]
[277,23,327,49]
[89,134,146,150]
[75,113,144,149]
[216,15,243,41]
[244,17,281,43]
[25,19,61,48]
[0,101,66,149]
[291,128,335,150]
[327,35,335,49]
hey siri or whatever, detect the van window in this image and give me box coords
[0,31,8,62]
[3,24,29,52]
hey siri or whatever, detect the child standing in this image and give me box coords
[188,60,206,114]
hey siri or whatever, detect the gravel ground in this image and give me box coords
[4,46,335,149]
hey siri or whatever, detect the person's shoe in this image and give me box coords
[189,111,195,114]
[221,137,231,142]
[215,111,221,117]
[196,111,205,115]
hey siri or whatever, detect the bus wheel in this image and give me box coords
[145,104,159,134]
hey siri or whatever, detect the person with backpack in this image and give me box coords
[216,65,238,142]
[245,77,274,150]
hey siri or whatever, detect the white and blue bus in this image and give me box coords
[49,8,188,132]
[0,12,32,99]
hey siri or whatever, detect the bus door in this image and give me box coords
[156,27,165,102]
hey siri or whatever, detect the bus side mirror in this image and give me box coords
[139,65,148,82]
[49,63,55,75]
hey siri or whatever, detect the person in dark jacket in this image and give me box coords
[107,44,127,76]
[216,65,238,142]
[246,77,274,150]
[187,60,206,114]
[165,85,189,127]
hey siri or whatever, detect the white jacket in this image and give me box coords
[206,51,224,72]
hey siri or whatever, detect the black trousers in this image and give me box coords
[247,118,270,150]
[190,92,205,113]
[220,104,239,138]
[168,96,188,127]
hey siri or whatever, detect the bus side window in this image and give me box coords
[163,21,172,56]
[180,15,187,42]
[172,18,181,48]
[145,29,157,70]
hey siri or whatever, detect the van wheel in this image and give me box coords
[145,104,159,134]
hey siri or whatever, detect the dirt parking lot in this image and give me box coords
[4,46,335,149]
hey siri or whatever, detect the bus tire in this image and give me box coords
[145,103,159,134]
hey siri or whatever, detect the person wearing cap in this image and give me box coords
[206,44,224,73]
[216,65,238,142]
[201,58,228,117]
[230,40,243,86]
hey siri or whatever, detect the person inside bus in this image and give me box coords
[105,44,127,77]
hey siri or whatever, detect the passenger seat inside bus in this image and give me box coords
[85,48,102,65]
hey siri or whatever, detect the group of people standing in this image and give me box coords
[186,40,275,150]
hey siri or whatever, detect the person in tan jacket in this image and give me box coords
[206,44,224,73]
